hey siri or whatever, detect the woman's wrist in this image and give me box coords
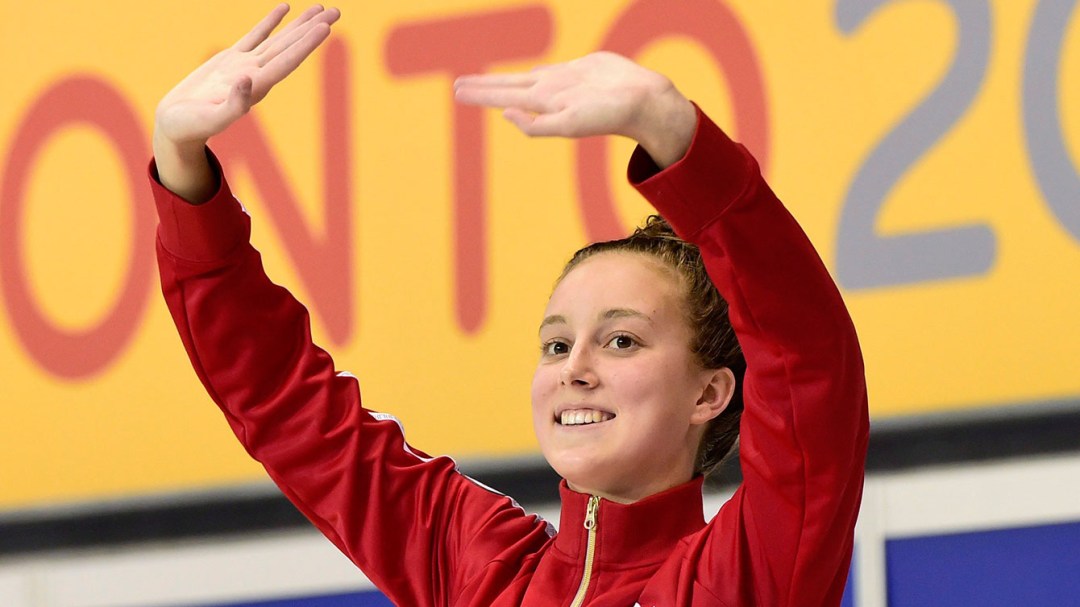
[152,129,216,204]
[632,85,697,170]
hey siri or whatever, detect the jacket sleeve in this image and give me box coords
[149,152,552,606]
[629,107,869,606]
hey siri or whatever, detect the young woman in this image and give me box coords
[150,5,868,606]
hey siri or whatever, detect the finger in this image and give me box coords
[268,4,327,39]
[504,108,566,137]
[258,6,340,62]
[454,85,552,114]
[234,4,290,52]
[502,108,536,133]
[260,22,333,86]
[454,72,539,89]
[253,4,327,55]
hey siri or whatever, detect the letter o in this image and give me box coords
[575,0,770,241]
[0,76,152,379]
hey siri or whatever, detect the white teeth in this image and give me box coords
[558,409,614,426]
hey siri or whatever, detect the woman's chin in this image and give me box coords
[547,452,618,495]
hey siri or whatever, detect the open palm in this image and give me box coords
[453,52,696,167]
[155,4,340,146]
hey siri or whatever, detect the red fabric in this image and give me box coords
[151,107,867,606]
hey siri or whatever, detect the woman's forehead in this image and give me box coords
[544,252,684,318]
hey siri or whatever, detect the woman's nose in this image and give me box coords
[560,346,598,388]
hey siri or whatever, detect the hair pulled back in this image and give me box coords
[559,215,745,478]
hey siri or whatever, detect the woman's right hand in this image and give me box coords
[153,4,340,203]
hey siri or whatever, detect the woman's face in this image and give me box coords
[531,251,720,503]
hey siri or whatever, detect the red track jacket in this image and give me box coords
[150,107,869,606]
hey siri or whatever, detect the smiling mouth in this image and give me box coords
[557,409,616,426]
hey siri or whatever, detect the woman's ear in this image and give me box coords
[691,367,736,426]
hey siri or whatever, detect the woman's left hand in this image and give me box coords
[453,52,697,168]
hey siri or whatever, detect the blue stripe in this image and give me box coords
[886,519,1080,606]
[840,546,856,607]
[198,590,392,607]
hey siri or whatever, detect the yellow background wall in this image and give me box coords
[2,0,1078,509]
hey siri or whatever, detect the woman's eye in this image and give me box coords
[607,334,637,350]
[542,340,570,356]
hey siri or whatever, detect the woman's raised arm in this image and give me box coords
[149,9,553,604]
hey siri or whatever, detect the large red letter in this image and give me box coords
[385,5,553,334]
[215,37,354,344]
[577,0,770,241]
[0,77,152,379]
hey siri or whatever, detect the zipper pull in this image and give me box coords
[584,495,599,530]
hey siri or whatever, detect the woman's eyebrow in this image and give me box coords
[539,309,651,333]
[539,315,567,333]
[600,308,652,324]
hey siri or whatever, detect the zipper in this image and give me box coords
[569,495,600,607]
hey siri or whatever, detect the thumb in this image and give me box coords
[225,76,254,119]
[504,107,565,137]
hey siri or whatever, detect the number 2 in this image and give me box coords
[834,0,996,289]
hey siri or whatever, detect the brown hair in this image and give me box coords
[559,215,745,478]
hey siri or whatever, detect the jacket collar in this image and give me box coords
[554,477,707,568]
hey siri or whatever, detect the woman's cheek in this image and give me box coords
[530,366,555,408]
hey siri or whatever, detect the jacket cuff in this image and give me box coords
[149,148,249,263]
[627,103,758,239]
